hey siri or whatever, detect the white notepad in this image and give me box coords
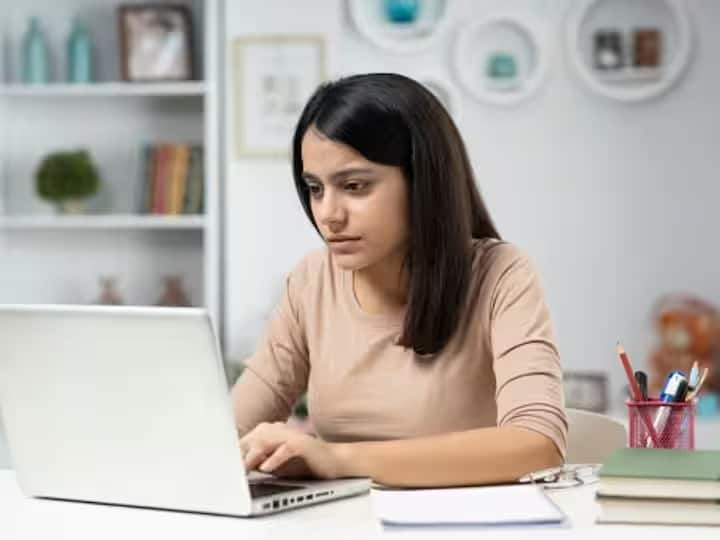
[371,484,565,526]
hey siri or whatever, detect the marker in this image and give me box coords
[634,371,648,401]
[646,370,688,447]
[659,370,688,403]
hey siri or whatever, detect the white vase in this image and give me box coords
[57,199,86,214]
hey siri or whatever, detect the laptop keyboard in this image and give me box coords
[249,482,300,499]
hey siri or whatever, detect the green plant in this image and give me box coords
[35,149,100,202]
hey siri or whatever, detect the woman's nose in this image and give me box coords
[317,191,347,229]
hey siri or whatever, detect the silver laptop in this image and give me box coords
[0,304,369,516]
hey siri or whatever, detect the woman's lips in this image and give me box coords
[328,237,362,253]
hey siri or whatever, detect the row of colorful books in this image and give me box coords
[139,143,204,215]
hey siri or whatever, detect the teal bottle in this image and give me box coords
[67,19,94,83]
[384,0,419,24]
[21,16,50,84]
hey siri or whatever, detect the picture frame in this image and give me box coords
[563,371,609,413]
[232,35,326,159]
[118,3,195,82]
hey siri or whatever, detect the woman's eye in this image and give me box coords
[307,184,323,197]
[345,181,367,192]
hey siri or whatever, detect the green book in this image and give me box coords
[598,449,720,500]
[601,449,720,480]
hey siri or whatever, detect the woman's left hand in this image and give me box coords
[239,422,347,480]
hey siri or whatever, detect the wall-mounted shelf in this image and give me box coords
[348,0,450,54]
[453,13,549,106]
[0,82,207,97]
[565,0,693,102]
[417,74,461,118]
[0,214,206,230]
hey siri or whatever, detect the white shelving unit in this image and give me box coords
[0,81,208,97]
[0,0,222,332]
[0,214,206,230]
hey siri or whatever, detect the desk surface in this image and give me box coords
[0,471,717,539]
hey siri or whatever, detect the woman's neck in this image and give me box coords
[352,251,409,315]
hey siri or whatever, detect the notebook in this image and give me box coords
[597,497,720,526]
[597,449,720,500]
[371,484,565,526]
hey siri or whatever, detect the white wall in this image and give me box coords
[224,0,720,405]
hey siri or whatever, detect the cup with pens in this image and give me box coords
[617,343,709,450]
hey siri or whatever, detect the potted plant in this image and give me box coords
[35,149,101,214]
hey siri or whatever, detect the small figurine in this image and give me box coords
[96,276,123,305]
[155,275,191,307]
[647,294,720,396]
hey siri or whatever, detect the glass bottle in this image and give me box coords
[22,16,50,84]
[67,18,94,83]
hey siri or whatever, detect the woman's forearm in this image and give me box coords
[332,426,562,488]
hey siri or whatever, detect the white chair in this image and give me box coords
[566,408,626,464]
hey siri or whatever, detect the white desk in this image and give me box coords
[0,471,717,540]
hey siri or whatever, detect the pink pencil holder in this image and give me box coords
[626,399,695,450]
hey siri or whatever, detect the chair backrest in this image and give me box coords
[566,408,626,464]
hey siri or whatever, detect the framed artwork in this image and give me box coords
[118,4,195,82]
[233,35,325,158]
[563,372,609,413]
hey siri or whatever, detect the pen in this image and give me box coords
[688,362,700,393]
[686,367,709,402]
[634,370,648,401]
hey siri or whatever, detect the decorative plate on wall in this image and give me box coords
[452,14,549,106]
[417,74,460,117]
[348,0,450,54]
[565,0,693,102]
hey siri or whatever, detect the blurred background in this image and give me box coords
[1,0,719,466]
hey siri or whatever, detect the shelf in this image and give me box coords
[565,0,693,102]
[595,67,664,83]
[0,214,206,230]
[348,0,449,54]
[0,81,207,98]
[453,14,548,106]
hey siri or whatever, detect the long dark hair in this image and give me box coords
[292,73,500,356]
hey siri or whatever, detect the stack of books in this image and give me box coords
[596,448,720,525]
[139,143,204,215]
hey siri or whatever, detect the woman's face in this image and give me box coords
[301,127,410,272]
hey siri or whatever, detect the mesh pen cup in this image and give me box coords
[626,399,695,450]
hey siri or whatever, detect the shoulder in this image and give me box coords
[288,247,330,285]
[471,238,535,284]
[286,247,340,304]
[468,238,546,317]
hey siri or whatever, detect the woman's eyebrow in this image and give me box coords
[302,167,376,184]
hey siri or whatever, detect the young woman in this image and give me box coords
[231,73,567,488]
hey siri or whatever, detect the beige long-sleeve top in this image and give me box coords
[231,239,568,458]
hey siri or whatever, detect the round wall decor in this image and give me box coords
[565,0,693,102]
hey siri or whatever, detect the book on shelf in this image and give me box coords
[138,143,204,215]
[596,448,720,525]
